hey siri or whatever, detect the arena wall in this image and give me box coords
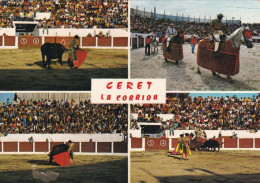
[130,136,260,151]
[130,130,260,151]
[0,134,127,155]
[0,28,128,49]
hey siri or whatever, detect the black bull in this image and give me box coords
[41,43,68,68]
[48,144,69,164]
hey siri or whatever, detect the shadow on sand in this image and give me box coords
[0,67,128,91]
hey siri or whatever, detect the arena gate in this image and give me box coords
[0,141,127,154]
[130,137,260,151]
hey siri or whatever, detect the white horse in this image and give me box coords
[197,26,254,79]
[150,36,159,53]
[227,26,253,48]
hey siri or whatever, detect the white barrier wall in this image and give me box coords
[0,28,128,37]
[0,133,124,142]
[39,28,128,37]
[130,129,260,138]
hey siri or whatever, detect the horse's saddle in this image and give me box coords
[209,34,227,43]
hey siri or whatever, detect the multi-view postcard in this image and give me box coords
[0,0,260,183]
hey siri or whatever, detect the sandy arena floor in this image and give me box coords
[131,44,260,91]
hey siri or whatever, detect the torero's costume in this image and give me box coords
[209,13,230,57]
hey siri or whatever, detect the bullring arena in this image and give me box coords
[130,8,260,91]
[130,94,260,183]
[0,29,128,91]
[0,93,128,183]
[0,0,128,90]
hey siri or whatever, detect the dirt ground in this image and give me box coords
[0,154,127,183]
[0,48,128,90]
[130,44,260,91]
[131,150,260,183]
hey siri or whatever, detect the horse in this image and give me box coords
[196,26,254,79]
[162,30,184,64]
[41,43,68,69]
[150,36,159,53]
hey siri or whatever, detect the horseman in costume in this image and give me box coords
[209,13,230,58]
[166,23,177,52]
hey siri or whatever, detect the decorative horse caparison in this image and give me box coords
[196,26,254,77]
[163,31,185,64]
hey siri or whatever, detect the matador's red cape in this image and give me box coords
[197,39,240,76]
[70,49,88,68]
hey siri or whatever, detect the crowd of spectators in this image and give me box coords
[0,99,128,135]
[131,14,260,39]
[131,95,260,131]
[0,0,128,29]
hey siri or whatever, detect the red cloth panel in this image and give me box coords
[4,36,15,46]
[114,142,127,153]
[239,138,253,148]
[19,142,33,152]
[163,42,184,61]
[82,37,96,46]
[4,142,18,152]
[98,37,111,47]
[131,138,142,148]
[53,152,70,166]
[97,142,111,152]
[35,142,48,152]
[197,39,240,76]
[81,142,95,152]
[18,36,42,48]
[145,138,169,150]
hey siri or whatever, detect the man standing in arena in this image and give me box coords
[68,140,75,164]
[182,133,191,160]
[190,35,197,54]
[145,35,151,56]
[209,13,230,58]
[166,23,177,52]
[69,35,79,61]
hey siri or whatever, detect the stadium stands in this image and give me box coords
[131,95,260,131]
[0,99,128,134]
[0,0,128,29]
[131,14,260,38]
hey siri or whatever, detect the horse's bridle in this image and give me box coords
[242,28,253,46]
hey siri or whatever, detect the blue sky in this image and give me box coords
[189,93,258,99]
[0,93,14,103]
[131,0,260,23]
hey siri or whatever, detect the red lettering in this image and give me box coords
[136,94,140,100]
[107,95,111,100]
[153,95,158,100]
[147,82,152,89]
[127,82,133,89]
[137,82,143,89]
[116,95,121,101]
[147,95,151,100]
[122,95,127,101]
[106,82,113,89]
[129,95,134,101]
[117,82,122,89]
[101,94,104,100]
[142,95,145,100]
